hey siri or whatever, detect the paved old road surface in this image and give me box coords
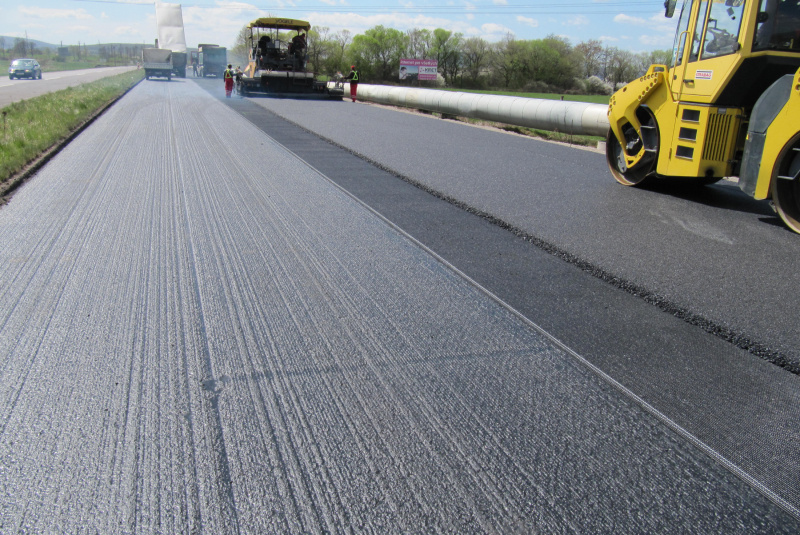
[0,65,137,108]
[0,79,798,532]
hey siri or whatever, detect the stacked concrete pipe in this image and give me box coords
[338,83,610,138]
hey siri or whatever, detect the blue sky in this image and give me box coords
[0,0,679,52]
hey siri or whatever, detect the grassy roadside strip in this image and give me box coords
[0,69,144,199]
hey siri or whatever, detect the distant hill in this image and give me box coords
[1,36,58,51]
[1,36,148,54]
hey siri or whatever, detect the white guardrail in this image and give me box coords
[338,83,611,138]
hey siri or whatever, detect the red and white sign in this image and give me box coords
[695,70,713,80]
[400,58,438,80]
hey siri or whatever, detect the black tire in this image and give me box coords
[771,136,800,234]
[606,108,659,186]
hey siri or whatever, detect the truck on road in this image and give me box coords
[142,48,173,81]
[171,51,187,78]
[198,44,227,78]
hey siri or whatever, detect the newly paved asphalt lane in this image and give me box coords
[0,78,798,531]
[204,78,800,518]
[234,93,800,370]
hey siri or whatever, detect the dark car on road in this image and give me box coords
[8,59,42,80]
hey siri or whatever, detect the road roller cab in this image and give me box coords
[606,0,800,233]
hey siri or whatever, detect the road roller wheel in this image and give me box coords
[606,109,659,187]
[771,137,800,234]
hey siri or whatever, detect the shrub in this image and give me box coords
[585,76,613,95]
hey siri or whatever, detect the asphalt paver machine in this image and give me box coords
[606,0,800,233]
[240,17,344,98]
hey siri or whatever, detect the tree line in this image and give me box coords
[231,26,674,95]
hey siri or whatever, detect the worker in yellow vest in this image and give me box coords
[223,64,234,98]
[345,65,359,102]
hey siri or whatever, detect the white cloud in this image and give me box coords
[600,35,620,42]
[114,26,143,36]
[613,10,677,48]
[565,15,589,26]
[481,22,513,37]
[614,14,647,25]
[493,0,509,5]
[320,0,348,5]
[18,7,94,20]
[305,11,485,38]
[516,16,538,28]
[639,33,673,47]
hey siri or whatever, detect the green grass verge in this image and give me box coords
[498,124,603,147]
[0,69,144,185]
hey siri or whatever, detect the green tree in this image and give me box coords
[229,25,250,67]
[307,26,328,73]
[645,49,674,69]
[347,25,408,81]
[605,47,639,88]
[491,34,525,88]
[432,28,462,85]
[575,39,604,78]
[461,36,491,87]
[406,28,433,59]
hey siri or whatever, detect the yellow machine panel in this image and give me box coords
[606,0,800,233]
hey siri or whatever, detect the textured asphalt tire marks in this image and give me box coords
[258,198,552,532]
[0,105,136,430]
[233,182,483,531]
[181,98,396,533]
[176,87,505,530]
[223,133,540,531]
[165,83,242,533]
[170,89,325,532]
[0,87,172,530]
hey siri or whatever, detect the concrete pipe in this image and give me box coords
[342,83,610,138]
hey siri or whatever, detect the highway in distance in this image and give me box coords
[0,78,798,532]
[0,65,137,109]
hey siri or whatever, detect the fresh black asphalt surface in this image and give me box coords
[207,79,800,516]
[0,77,798,531]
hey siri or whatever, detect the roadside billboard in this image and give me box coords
[399,59,437,81]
